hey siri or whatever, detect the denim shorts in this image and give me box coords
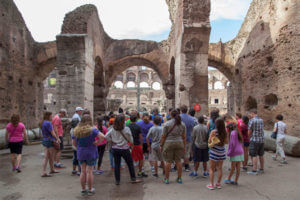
[79,159,97,166]
[42,140,54,148]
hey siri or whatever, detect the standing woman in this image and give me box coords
[95,116,108,174]
[160,110,186,184]
[5,114,29,172]
[73,115,105,196]
[207,118,227,190]
[105,114,141,185]
[272,114,287,164]
[241,115,250,170]
[41,111,60,177]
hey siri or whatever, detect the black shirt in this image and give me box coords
[128,123,142,145]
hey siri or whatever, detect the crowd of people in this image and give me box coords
[4,106,289,196]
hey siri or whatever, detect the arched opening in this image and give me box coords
[106,66,166,114]
[113,81,123,89]
[208,66,231,115]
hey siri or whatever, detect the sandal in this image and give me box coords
[41,173,52,177]
[49,171,60,174]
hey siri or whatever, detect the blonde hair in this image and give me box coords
[74,115,93,138]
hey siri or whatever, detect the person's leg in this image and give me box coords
[258,143,264,170]
[42,148,49,175]
[80,163,87,190]
[97,145,106,170]
[10,154,16,169]
[194,162,200,172]
[235,162,241,183]
[165,162,171,179]
[48,148,56,172]
[138,160,143,173]
[113,149,121,182]
[203,162,207,172]
[227,162,235,181]
[243,146,248,167]
[122,149,136,180]
[154,161,158,174]
[259,156,264,170]
[184,142,190,170]
[86,165,94,190]
[209,160,216,186]
[175,160,183,179]
[216,161,224,184]
[278,138,286,160]
[16,154,22,168]
[55,150,61,164]
[109,151,114,169]
[252,156,258,171]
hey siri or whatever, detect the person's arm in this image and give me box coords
[94,132,105,146]
[23,128,29,145]
[125,127,133,143]
[72,138,77,148]
[105,129,112,142]
[191,128,196,143]
[146,131,151,152]
[160,126,167,151]
[248,121,253,137]
[181,131,186,153]
[273,122,277,133]
[50,130,60,143]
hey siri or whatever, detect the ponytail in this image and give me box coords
[171,110,181,125]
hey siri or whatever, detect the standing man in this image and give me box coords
[180,105,197,172]
[247,109,265,175]
[52,109,67,168]
[151,108,164,125]
[72,107,84,122]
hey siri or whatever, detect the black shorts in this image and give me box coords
[59,136,64,150]
[9,142,23,154]
[249,142,264,157]
[193,146,209,162]
[143,143,151,154]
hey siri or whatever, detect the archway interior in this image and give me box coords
[208,66,230,115]
[107,66,167,114]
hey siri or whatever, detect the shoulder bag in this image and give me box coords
[118,130,133,149]
[160,123,177,149]
[271,123,278,139]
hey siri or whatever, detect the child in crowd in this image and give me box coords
[146,116,165,177]
[95,116,108,175]
[190,116,209,178]
[241,115,250,170]
[225,122,244,185]
[129,114,148,177]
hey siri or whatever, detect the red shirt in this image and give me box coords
[52,115,63,137]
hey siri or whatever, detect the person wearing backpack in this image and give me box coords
[5,114,29,173]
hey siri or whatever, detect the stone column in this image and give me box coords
[56,34,95,118]
[175,26,210,115]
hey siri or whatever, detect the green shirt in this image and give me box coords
[126,118,142,126]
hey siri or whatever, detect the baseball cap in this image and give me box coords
[76,107,84,111]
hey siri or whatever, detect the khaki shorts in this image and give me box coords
[163,142,184,163]
[150,147,163,161]
[184,142,192,159]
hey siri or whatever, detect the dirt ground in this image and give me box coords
[0,144,299,200]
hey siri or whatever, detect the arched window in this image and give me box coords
[214,81,224,89]
[127,81,136,88]
[114,81,123,89]
[140,82,150,88]
[152,82,161,90]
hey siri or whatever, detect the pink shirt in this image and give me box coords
[52,115,63,137]
[96,126,108,146]
[6,123,25,143]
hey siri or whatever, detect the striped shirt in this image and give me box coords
[248,116,264,143]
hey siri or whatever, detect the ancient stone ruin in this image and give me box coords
[0,0,299,138]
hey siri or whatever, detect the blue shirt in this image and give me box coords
[180,113,196,142]
[41,120,55,141]
[137,120,154,143]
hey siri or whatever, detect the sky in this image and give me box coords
[14,0,252,43]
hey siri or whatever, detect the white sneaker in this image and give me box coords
[88,188,95,196]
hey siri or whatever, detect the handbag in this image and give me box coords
[208,135,220,148]
[43,127,60,150]
[271,123,278,139]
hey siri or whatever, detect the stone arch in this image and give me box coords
[94,56,107,116]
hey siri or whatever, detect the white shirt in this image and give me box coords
[275,121,286,139]
[72,113,81,121]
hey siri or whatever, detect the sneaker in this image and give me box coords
[76,172,81,176]
[16,167,21,173]
[258,169,264,173]
[81,190,87,196]
[247,171,258,175]
[206,184,215,190]
[138,172,148,177]
[95,170,104,175]
[232,182,238,185]
[55,163,66,168]
[189,172,198,177]
[185,167,191,172]
[164,178,169,184]
[224,180,233,184]
[272,155,277,161]
[152,174,159,178]
[87,188,95,196]
[176,178,183,184]
[215,183,222,189]
[72,170,77,175]
[203,172,209,177]
[280,160,288,164]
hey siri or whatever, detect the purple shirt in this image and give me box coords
[41,121,55,141]
[137,120,154,144]
[227,130,244,157]
[76,128,99,161]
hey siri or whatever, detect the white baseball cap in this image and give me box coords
[76,107,84,111]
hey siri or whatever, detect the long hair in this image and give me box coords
[74,115,93,138]
[226,122,243,143]
[210,110,219,124]
[215,117,226,146]
[171,110,181,125]
[242,115,249,125]
[40,111,52,127]
[114,114,125,131]
[11,114,20,126]
[96,116,104,133]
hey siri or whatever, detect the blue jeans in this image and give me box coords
[109,151,115,169]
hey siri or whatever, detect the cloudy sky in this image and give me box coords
[14,0,252,43]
